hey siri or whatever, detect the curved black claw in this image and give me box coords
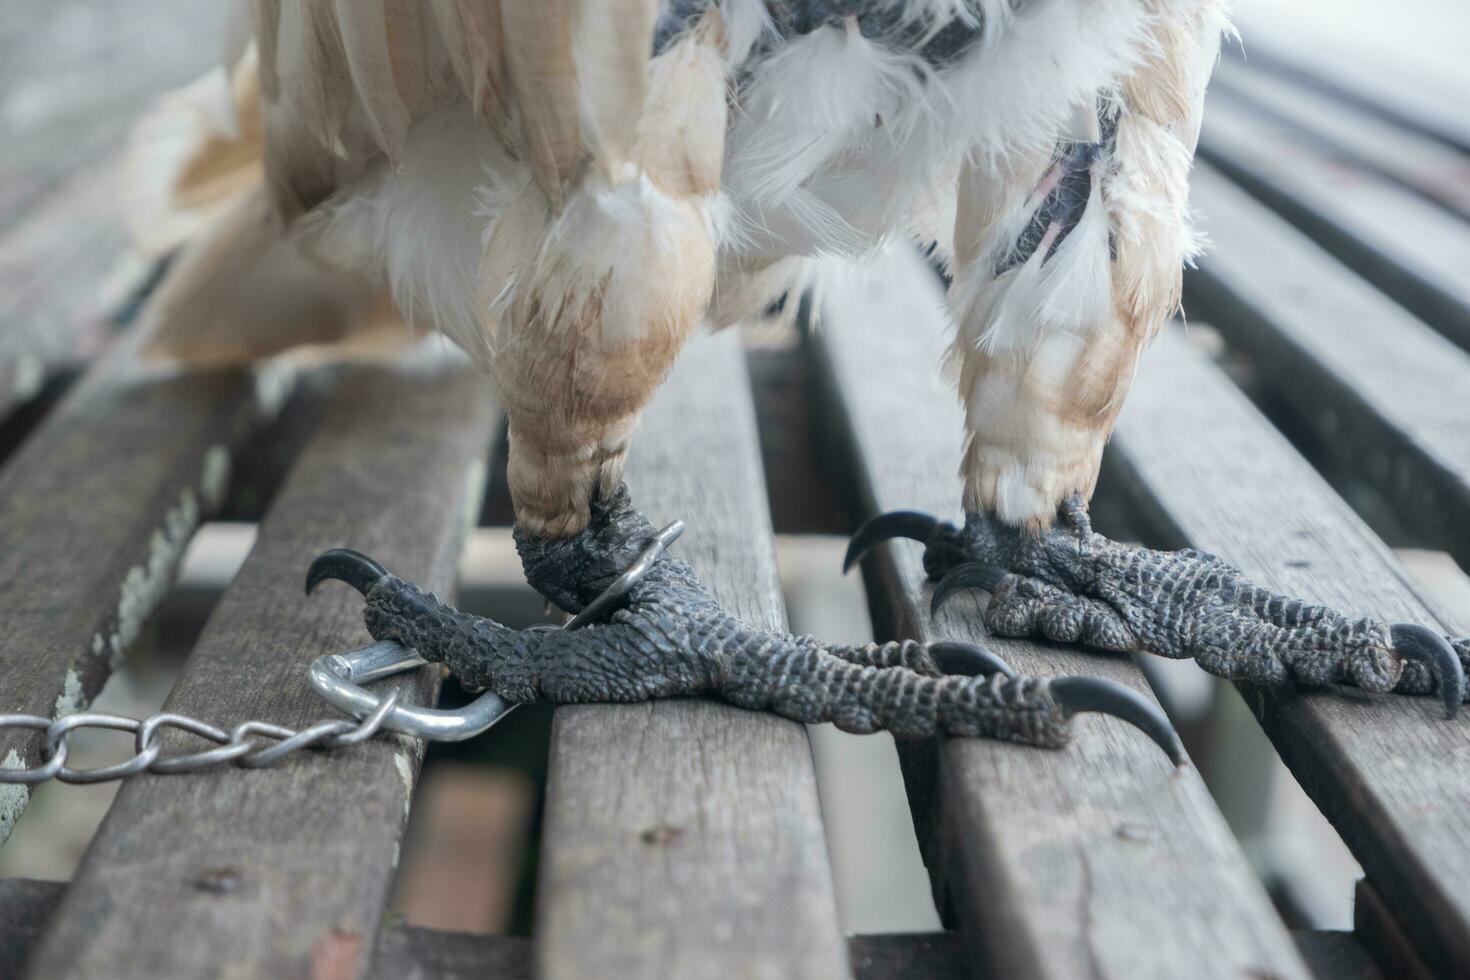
[928,641,1017,679]
[1390,624,1464,719]
[306,548,392,597]
[1050,676,1186,767]
[930,561,1007,616]
[843,511,941,573]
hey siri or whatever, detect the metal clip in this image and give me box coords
[307,520,685,741]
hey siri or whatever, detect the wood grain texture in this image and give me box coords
[848,932,965,980]
[1290,929,1384,980]
[1199,92,1470,354]
[1352,879,1432,980]
[0,878,65,980]
[1187,166,1470,574]
[0,168,150,425]
[1219,39,1470,157]
[534,330,849,980]
[1212,61,1470,220]
[26,358,498,980]
[0,338,261,844]
[809,248,1308,980]
[1108,327,1470,976]
[0,0,232,228]
[368,928,531,980]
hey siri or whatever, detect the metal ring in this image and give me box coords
[0,715,69,784]
[563,520,684,630]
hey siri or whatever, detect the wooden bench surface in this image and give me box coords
[3,13,1470,980]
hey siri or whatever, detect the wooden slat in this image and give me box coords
[368,928,532,980]
[0,0,232,227]
[1290,930,1384,980]
[1220,39,1470,156]
[1352,879,1433,980]
[1198,91,1470,354]
[0,168,149,425]
[1107,327,1470,976]
[2,879,945,980]
[810,248,1309,980]
[0,341,262,843]
[1212,62,1470,219]
[849,932,965,980]
[0,878,65,980]
[26,357,498,979]
[1186,166,1470,572]
[534,331,849,979]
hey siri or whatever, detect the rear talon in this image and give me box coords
[930,561,1008,616]
[1390,624,1463,719]
[306,548,390,597]
[843,510,945,572]
[928,640,1016,679]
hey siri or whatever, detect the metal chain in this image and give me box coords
[0,690,401,785]
[0,519,687,787]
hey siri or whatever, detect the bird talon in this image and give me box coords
[930,561,1008,616]
[928,641,1016,679]
[1049,676,1185,767]
[306,548,391,597]
[1389,624,1464,719]
[843,510,946,573]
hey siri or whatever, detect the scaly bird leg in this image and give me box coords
[846,498,1466,717]
[307,487,1183,763]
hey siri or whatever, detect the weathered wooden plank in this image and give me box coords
[1290,930,1384,980]
[1212,62,1470,219]
[0,0,232,228]
[535,330,849,979]
[0,878,65,980]
[1198,92,1470,354]
[0,167,150,424]
[848,932,965,980]
[1107,327,1470,976]
[1219,39,1470,156]
[810,248,1309,980]
[1186,166,1470,573]
[26,356,499,980]
[369,928,532,980]
[0,339,263,843]
[1352,879,1433,980]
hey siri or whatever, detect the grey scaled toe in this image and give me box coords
[305,486,1186,763]
[846,497,1467,718]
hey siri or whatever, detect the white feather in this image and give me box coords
[1034,174,1112,333]
[724,18,933,255]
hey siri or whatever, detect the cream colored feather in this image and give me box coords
[500,0,583,212]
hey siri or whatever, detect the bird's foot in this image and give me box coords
[846,497,1467,717]
[307,487,1184,762]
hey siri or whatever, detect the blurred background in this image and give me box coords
[2,0,1468,946]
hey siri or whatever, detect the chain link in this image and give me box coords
[0,690,401,785]
[0,519,687,788]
